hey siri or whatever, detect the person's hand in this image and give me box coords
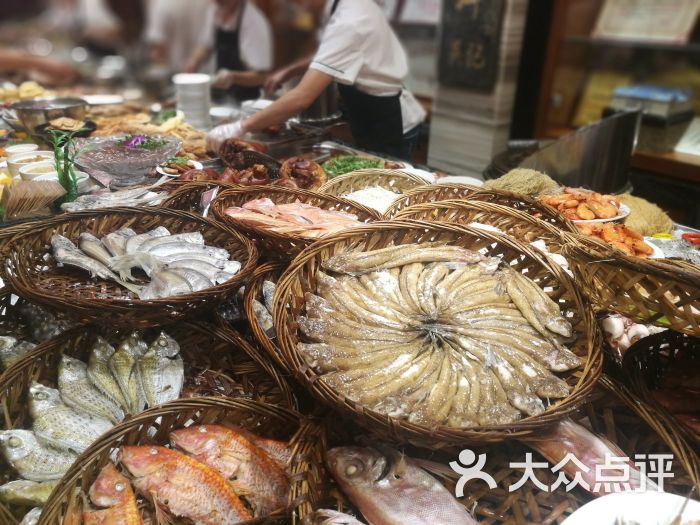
[30,57,80,86]
[212,69,235,89]
[205,120,245,153]
[263,68,289,96]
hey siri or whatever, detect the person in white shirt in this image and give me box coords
[184,0,274,101]
[145,0,213,72]
[207,0,426,159]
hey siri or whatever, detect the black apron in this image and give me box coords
[330,0,405,159]
[215,1,261,102]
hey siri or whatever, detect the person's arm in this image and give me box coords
[184,45,213,73]
[212,69,268,89]
[263,53,315,95]
[242,69,332,133]
[0,49,80,85]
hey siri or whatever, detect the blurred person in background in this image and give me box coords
[144,0,214,72]
[207,0,425,160]
[184,0,274,101]
[0,47,80,85]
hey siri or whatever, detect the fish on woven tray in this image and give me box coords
[0,479,59,507]
[327,446,479,525]
[0,336,36,370]
[295,243,581,428]
[83,463,142,525]
[302,509,366,525]
[50,225,242,300]
[0,429,77,481]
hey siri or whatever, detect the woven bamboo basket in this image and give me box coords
[563,235,700,337]
[159,180,241,214]
[0,322,296,524]
[4,207,258,328]
[243,261,288,370]
[37,397,322,525]
[273,220,603,448]
[384,182,482,217]
[211,186,382,261]
[294,384,697,525]
[394,199,576,254]
[317,168,426,198]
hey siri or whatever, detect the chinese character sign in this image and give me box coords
[438,0,505,91]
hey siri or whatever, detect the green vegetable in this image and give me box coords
[165,156,190,166]
[323,156,383,179]
[49,128,84,205]
[153,109,177,125]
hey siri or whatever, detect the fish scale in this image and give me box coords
[109,333,148,414]
[87,336,130,411]
[138,332,184,408]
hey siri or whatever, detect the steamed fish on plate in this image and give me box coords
[224,198,363,238]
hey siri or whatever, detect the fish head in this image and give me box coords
[89,463,131,507]
[152,332,180,358]
[170,425,224,457]
[0,430,37,463]
[91,337,115,358]
[118,332,147,356]
[28,382,61,415]
[0,336,18,350]
[50,235,74,251]
[119,446,172,477]
[59,355,86,379]
[326,447,387,489]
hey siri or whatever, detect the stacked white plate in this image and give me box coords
[172,73,212,130]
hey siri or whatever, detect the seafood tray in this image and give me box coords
[160,180,240,215]
[0,322,296,524]
[305,385,697,525]
[4,207,257,328]
[274,221,603,448]
[317,169,426,202]
[564,237,700,337]
[394,200,575,256]
[211,187,382,261]
[37,397,322,525]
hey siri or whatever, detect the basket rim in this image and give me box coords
[210,185,383,245]
[272,219,603,443]
[159,180,242,210]
[383,182,483,217]
[317,168,427,195]
[3,206,258,308]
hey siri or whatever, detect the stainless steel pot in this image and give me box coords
[299,84,341,124]
[9,97,87,135]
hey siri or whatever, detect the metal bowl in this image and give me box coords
[10,97,87,135]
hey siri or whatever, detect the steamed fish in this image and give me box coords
[0,429,77,481]
[138,332,184,407]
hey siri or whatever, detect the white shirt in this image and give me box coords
[311,0,426,133]
[198,1,274,72]
[145,0,213,70]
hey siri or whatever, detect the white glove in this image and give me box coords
[206,119,245,153]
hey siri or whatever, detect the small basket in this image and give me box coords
[4,207,258,328]
[0,322,296,524]
[394,199,575,253]
[383,182,482,217]
[564,237,700,337]
[273,220,602,448]
[317,169,426,198]
[37,397,321,525]
[211,186,382,261]
[160,180,240,214]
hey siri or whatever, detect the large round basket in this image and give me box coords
[317,168,426,198]
[211,186,382,261]
[4,207,258,328]
[394,199,575,254]
[563,236,700,337]
[160,180,241,214]
[37,397,324,525]
[243,261,288,370]
[0,322,296,524]
[383,182,482,217]
[273,221,602,448]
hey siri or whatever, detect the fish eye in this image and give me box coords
[115,483,125,492]
[8,437,21,448]
[345,464,358,476]
[149,448,158,455]
[158,338,167,347]
[198,426,207,433]
[35,392,48,400]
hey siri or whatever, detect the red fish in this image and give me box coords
[83,463,142,525]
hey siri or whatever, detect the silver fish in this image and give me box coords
[252,299,275,339]
[138,232,204,253]
[78,233,113,267]
[263,281,276,313]
[87,336,129,411]
[139,270,193,300]
[19,507,42,525]
[101,228,137,257]
[109,333,148,414]
[139,332,184,407]
[0,479,59,506]
[146,242,230,260]
[169,267,212,292]
[327,446,478,525]
[109,252,164,281]
[0,430,77,481]
[51,235,142,296]
[158,252,233,266]
[58,356,124,424]
[166,259,237,285]
[124,226,170,254]
[302,510,366,525]
[29,382,113,453]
